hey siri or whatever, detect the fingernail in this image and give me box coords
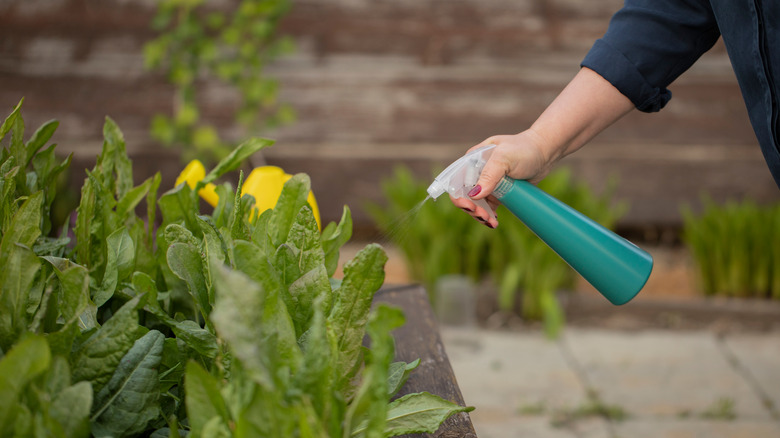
[468,185,482,197]
[476,216,487,223]
[460,207,474,213]
[487,222,496,229]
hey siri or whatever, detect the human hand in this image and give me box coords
[450,130,553,228]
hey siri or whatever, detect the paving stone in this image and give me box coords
[471,416,610,438]
[722,334,780,413]
[441,327,591,436]
[563,329,770,421]
[612,419,780,438]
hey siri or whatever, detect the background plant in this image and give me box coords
[0,101,470,437]
[682,198,780,299]
[144,0,296,163]
[367,165,626,337]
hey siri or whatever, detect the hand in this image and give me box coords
[450,67,635,228]
[450,130,553,228]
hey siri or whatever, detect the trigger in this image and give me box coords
[473,198,495,221]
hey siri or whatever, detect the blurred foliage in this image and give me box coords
[144,0,296,164]
[367,166,626,337]
[682,198,780,299]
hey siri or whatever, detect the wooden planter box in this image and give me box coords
[373,285,477,438]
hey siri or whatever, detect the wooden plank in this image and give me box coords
[373,285,478,438]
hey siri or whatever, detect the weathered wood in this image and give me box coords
[2,0,777,235]
[373,285,478,438]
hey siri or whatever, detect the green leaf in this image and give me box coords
[231,171,250,241]
[250,208,274,256]
[345,305,405,438]
[116,176,155,220]
[133,271,217,359]
[202,137,274,185]
[0,335,51,436]
[94,227,135,307]
[321,206,353,278]
[287,264,331,337]
[327,244,387,385]
[364,392,474,437]
[294,296,338,424]
[282,205,332,335]
[169,319,218,359]
[24,119,59,167]
[197,215,228,267]
[184,361,231,436]
[40,257,89,351]
[72,296,144,394]
[387,359,420,398]
[230,243,300,375]
[50,381,93,438]
[0,190,43,263]
[269,174,310,245]
[210,262,271,387]
[0,244,40,351]
[91,330,165,437]
[99,116,134,199]
[167,239,211,317]
[145,173,162,246]
[287,205,326,274]
[158,183,199,232]
[0,98,23,142]
[74,173,97,266]
[10,108,25,164]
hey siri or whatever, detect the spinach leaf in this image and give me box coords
[51,381,94,438]
[184,361,231,436]
[202,137,274,186]
[344,305,405,438]
[320,206,353,278]
[0,335,50,436]
[0,243,40,351]
[377,392,475,437]
[387,359,420,398]
[71,296,145,394]
[91,330,165,437]
[94,227,135,307]
[327,243,387,389]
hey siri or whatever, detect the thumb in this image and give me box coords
[469,157,507,200]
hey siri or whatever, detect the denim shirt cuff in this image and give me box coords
[581,39,672,113]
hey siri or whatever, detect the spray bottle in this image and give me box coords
[427,144,653,305]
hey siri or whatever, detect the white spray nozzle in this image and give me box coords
[427,144,497,219]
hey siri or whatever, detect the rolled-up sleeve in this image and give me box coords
[582,0,721,112]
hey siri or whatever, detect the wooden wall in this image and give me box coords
[1,0,777,236]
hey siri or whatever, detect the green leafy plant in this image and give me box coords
[0,100,471,437]
[699,397,737,421]
[367,166,626,337]
[144,0,296,163]
[682,198,780,298]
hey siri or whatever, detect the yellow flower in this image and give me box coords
[176,160,321,229]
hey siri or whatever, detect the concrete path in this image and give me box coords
[441,326,780,438]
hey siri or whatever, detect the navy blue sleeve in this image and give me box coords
[581,0,721,112]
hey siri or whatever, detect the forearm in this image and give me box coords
[530,67,635,164]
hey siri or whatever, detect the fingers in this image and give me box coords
[469,157,508,201]
[450,195,499,229]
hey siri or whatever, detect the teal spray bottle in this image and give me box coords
[426,144,653,305]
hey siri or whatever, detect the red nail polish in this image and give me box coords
[468,185,482,197]
[461,207,474,213]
